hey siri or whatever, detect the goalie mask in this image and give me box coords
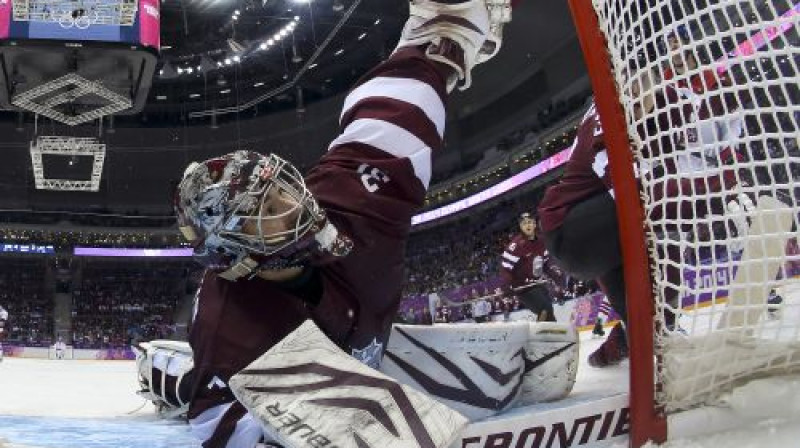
[175,150,352,281]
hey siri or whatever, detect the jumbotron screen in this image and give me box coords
[0,0,160,50]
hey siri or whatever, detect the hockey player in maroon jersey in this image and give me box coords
[153,1,516,447]
[537,99,631,367]
[499,212,558,322]
[538,29,749,367]
[648,28,747,237]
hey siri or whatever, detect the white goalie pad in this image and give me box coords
[516,322,580,406]
[379,322,579,421]
[380,322,528,421]
[133,340,194,419]
[228,320,468,448]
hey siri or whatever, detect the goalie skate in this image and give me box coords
[396,0,514,91]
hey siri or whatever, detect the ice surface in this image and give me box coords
[0,358,199,448]
[0,304,798,447]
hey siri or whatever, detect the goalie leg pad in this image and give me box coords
[718,195,794,329]
[516,322,580,405]
[229,320,467,448]
[380,322,531,421]
[229,320,468,448]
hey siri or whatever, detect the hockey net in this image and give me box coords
[569,0,800,444]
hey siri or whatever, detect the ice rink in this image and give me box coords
[0,325,798,447]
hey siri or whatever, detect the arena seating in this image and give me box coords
[70,260,190,348]
[0,96,596,342]
[0,258,52,346]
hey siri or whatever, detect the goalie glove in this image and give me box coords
[395,0,514,91]
[134,340,195,419]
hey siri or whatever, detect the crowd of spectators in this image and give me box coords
[0,227,185,251]
[0,91,600,346]
[0,259,53,346]
[429,91,592,187]
[404,222,509,297]
[401,191,603,325]
[70,261,189,348]
[0,210,175,228]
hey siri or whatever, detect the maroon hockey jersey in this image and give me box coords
[646,68,742,224]
[187,47,449,446]
[539,68,742,232]
[538,102,610,233]
[500,232,549,290]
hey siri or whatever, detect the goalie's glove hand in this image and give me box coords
[397,0,515,91]
[134,341,195,419]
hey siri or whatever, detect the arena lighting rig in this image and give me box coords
[0,0,159,126]
[13,73,133,126]
[29,136,106,192]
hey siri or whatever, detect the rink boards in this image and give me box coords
[454,393,629,447]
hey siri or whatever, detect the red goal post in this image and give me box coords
[567,1,666,445]
[567,0,800,446]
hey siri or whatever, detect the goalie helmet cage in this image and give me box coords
[567,0,800,446]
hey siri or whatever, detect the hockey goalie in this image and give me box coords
[134,2,582,445]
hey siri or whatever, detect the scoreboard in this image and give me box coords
[0,0,160,50]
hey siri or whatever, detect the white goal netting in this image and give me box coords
[589,0,800,412]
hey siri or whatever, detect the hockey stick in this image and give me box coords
[450,281,550,306]
[717,195,795,329]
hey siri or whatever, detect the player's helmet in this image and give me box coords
[175,150,352,281]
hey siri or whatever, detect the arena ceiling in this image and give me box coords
[149,0,409,117]
[145,0,578,119]
[0,0,585,216]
